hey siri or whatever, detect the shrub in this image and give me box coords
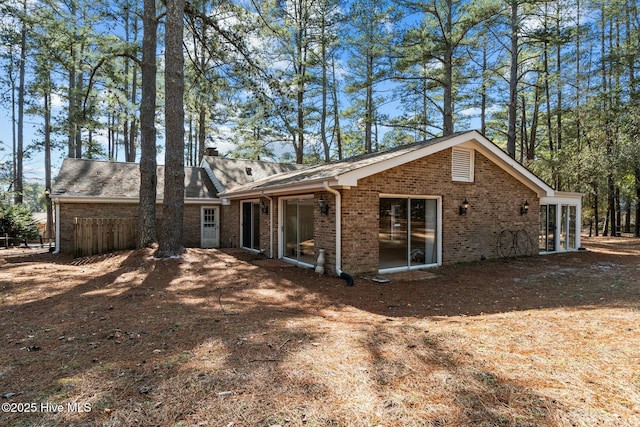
[0,199,40,241]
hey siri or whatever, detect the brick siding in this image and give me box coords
[337,148,539,275]
[240,148,538,276]
[57,202,207,254]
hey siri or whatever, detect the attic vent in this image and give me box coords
[451,148,474,182]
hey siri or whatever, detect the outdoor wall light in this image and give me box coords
[44,188,51,197]
[520,200,529,215]
[459,198,469,215]
[318,196,329,215]
[260,200,268,214]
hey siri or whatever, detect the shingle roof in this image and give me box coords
[201,156,303,192]
[52,158,217,200]
[220,132,467,195]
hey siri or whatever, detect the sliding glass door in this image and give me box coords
[242,201,261,251]
[282,197,315,265]
[379,197,439,271]
[540,204,577,253]
[539,205,556,252]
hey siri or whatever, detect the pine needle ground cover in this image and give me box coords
[1,237,639,426]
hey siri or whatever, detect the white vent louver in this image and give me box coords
[451,148,474,182]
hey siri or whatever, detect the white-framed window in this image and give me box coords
[451,147,474,182]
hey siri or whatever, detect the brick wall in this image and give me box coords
[220,201,240,248]
[222,148,539,276]
[58,202,208,254]
[338,148,539,275]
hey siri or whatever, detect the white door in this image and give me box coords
[201,207,219,248]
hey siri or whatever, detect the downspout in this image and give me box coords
[262,192,274,259]
[322,181,354,286]
[53,199,60,254]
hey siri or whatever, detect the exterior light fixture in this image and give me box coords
[520,200,529,215]
[260,200,268,214]
[44,188,51,197]
[318,196,329,215]
[459,198,469,215]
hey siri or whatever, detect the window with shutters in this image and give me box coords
[451,148,474,182]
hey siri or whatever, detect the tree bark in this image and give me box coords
[331,57,343,160]
[15,0,27,205]
[506,0,518,158]
[157,0,186,257]
[137,0,158,249]
[44,72,53,245]
[635,166,640,237]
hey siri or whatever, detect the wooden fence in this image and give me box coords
[74,218,136,257]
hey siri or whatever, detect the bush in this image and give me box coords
[0,199,40,241]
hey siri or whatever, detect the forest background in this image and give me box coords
[0,0,639,239]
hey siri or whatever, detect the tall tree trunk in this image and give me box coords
[480,27,488,135]
[198,105,206,164]
[526,82,541,161]
[443,1,454,136]
[365,55,373,153]
[129,66,138,162]
[15,0,27,204]
[320,13,330,163]
[123,8,132,162]
[137,0,158,249]
[44,72,53,245]
[575,0,582,149]
[75,71,83,158]
[331,57,343,160]
[520,94,526,163]
[296,80,305,163]
[68,67,76,157]
[624,195,631,234]
[506,0,518,158]
[607,175,615,236]
[543,41,553,152]
[635,166,640,237]
[592,180,599,236]
[157,0,186,257]
[555,4,562,153]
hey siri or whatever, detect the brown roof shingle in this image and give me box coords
[52,158,217,200]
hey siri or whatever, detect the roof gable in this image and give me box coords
[220,130,555,197]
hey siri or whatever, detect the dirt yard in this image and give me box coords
[1,237,639,427]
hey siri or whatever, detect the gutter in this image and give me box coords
[50,196,220,205]
[323,181,353,286]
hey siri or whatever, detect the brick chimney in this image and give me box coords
[205,147,219,156]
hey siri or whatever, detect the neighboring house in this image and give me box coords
[51,130,582,276]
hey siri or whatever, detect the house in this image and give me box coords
[50,155,301,254]
[51,130,582,276]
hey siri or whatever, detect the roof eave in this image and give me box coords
[51,195,220,204]
[466,139,555,197]
[221,178,342,199]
